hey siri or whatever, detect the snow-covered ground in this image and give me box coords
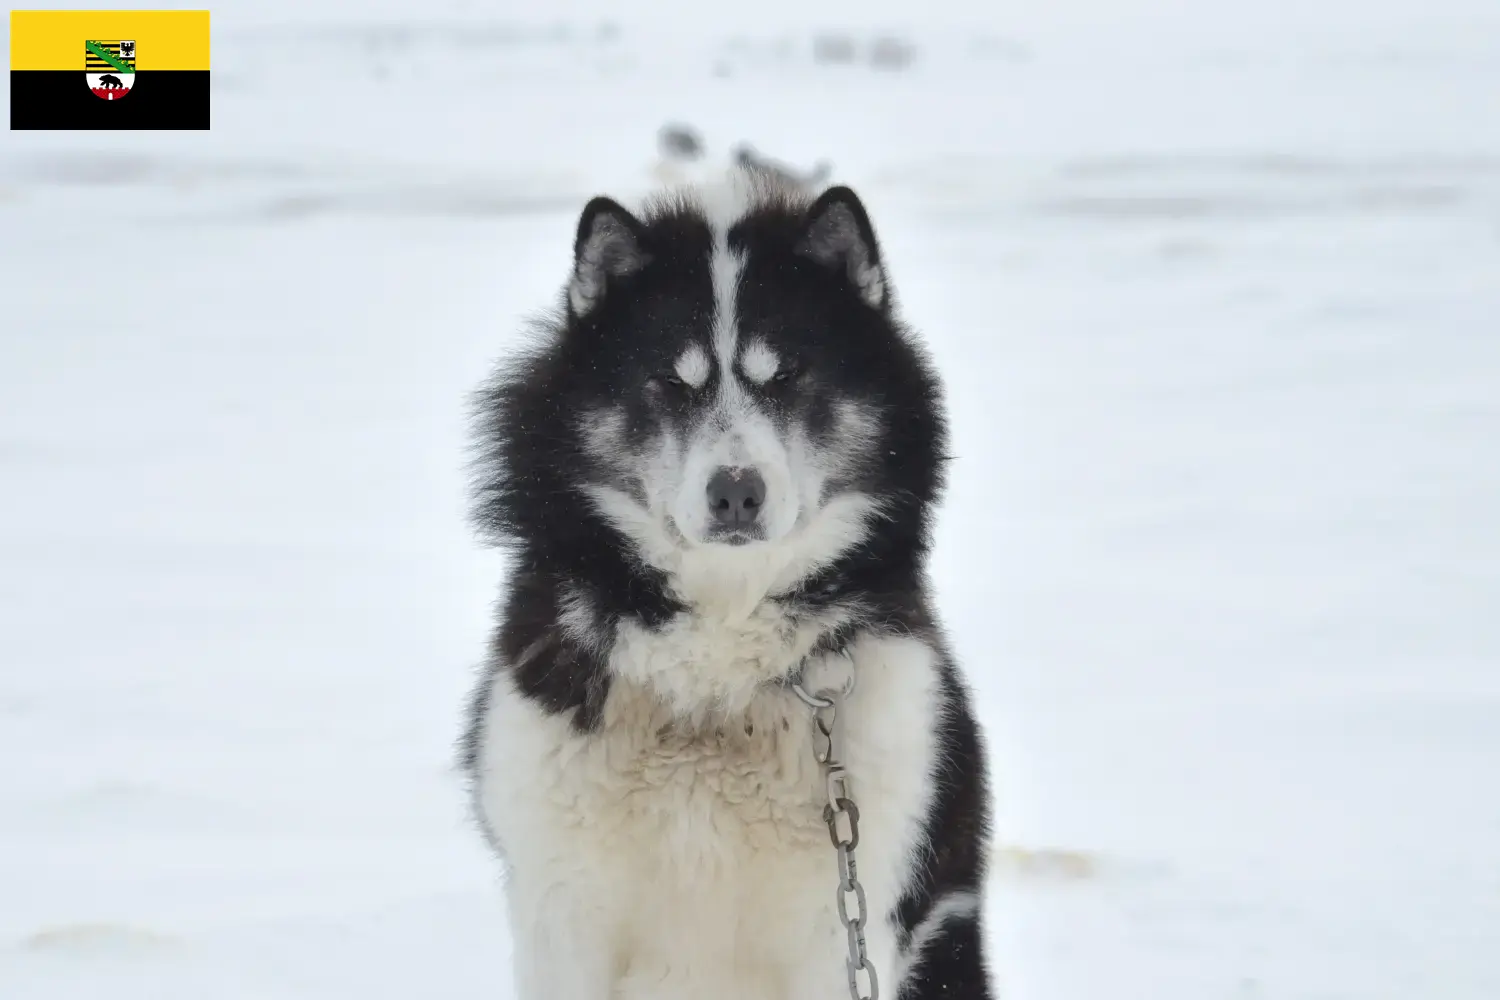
[4,1,1499,997]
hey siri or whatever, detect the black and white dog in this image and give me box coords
[461,166,993,1000]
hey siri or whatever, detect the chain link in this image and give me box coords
[793,669,878,1000]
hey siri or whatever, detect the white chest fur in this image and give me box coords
[476,623,945,1000]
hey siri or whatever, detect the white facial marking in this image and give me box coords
[674,343,710,388]
[710,238,744,377]
[740,339,780,384]
[693,170,765,378]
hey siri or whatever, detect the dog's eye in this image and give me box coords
[770,365,800,385]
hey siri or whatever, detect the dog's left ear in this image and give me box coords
[795,186,888,312]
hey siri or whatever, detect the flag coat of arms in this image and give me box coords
[86,39,137,100]
[10,10,210,130]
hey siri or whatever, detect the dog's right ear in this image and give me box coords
[569,197,651,320]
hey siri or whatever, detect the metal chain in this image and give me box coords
[792,667,879,1000]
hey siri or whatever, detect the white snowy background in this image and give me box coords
[3,0,1499,997]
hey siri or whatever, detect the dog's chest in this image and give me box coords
[554,683,855,998]
[491,626,946,999]
[567,682,829,861]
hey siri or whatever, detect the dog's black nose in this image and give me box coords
[707,467,766,526]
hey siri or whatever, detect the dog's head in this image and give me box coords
[479,171,946,616]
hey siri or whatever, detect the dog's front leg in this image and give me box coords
[508,877,615,1000]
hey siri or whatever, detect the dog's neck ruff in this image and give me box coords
[598,582,864,723]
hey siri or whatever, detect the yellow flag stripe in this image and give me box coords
[10,10,210,71]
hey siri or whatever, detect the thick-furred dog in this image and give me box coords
[460,166,992,1000]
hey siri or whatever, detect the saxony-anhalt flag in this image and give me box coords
[10,10,210,129]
